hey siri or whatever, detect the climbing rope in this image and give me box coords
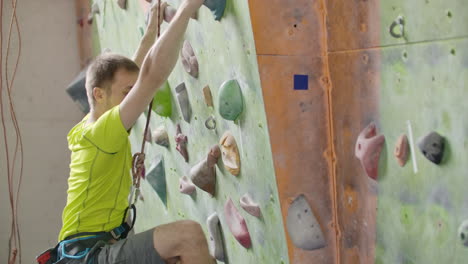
[1,0,24,263]
[131,0,162,199]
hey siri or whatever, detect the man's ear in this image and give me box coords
[93,87,105,103]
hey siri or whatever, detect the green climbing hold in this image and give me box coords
[218,80,244,121]
[152,81,172,117]
[146,156,167,206]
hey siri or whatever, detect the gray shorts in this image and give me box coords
[95,229,165,264]
[55,229,165,264]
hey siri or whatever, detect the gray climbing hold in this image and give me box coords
[203,0,226,21]
[417,131,445,164]
[207,212,225,261]
[458,219,468,247]
[286,194,326,251]
[175,83,192,123]
[189,145,220,196]
[152,126,169,148]
[180,41,199,78]
[117,0,127,9]
[218,80,244,121]
[146,156,167,206]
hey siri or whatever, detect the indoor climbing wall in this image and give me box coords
[327,0,468,263]
[83,0,468,263]
[88,0,289,263]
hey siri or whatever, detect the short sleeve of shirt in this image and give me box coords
[83,105,129,153]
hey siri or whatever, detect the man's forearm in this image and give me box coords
[133,27,158,67]
[138,2,195,90]
[119,1,200,130]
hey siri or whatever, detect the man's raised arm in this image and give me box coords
[120,0,203,130]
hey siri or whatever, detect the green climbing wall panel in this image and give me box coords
[92,0,288,263]
[375,38,468,264]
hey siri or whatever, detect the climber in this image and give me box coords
[36,0,214,263]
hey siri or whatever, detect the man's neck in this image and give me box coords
[87,107,106,124]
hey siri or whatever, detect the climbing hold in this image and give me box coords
[417,131,445,164]
[394,134,409,167]
[203,0,226,21]
[286,194,326,251]
[175,124,189,162]
[180,41,199,78]
[203,85,214,107]
[179,176,196,195]
[224,198,252,249]
[146,157,167,206]
[189,145,220,196]
[389,15,405,38]
[117,0,127,9]
[175,83,192,123]
[458,220,468,247]
[355,122,385,180]
[152,81,172,117]
[218,80,244,121]
[146,5,196,25]
[164,6,176,22]
[144,127,152,143]
[87,2,100,24]
[205,116,216,130]
[219,131,241,176]
[240,193,261,218]
[152,126,169,148]
[207,212,225,261]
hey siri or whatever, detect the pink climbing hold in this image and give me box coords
[175,124,189,162]
[179,176,196,195]
[224,198,252,249]
[355,122,385,180]
[394,134,409,167]
[240,193,261,218]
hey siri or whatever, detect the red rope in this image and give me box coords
[131,0,162,189]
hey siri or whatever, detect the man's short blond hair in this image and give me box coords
[86,53,139,107]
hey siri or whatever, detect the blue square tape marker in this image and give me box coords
[294,74,308,90]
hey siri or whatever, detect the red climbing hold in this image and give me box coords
[224,198,252,249]
[355,122,385,180]
[175,124,189,162]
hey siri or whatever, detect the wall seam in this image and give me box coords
[318,1,341,263]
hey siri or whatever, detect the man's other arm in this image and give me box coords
[120,0,203,130]
[132,2,168,67]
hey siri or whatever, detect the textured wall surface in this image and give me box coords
[92,0,289,263]
[89,0,468,263]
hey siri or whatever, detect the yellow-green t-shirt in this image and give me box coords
[59,105,132,241]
